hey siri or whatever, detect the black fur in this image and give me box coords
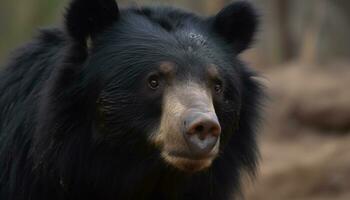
[0,1,262,199]
[65,0,119,42]
[210,1,259,54]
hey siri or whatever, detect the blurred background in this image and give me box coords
[0,0,349,199]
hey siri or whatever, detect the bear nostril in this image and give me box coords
[210,125,221,137]
[195,124,204,133]
[188,120,221,137]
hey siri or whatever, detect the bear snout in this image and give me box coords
[183,111,221,156]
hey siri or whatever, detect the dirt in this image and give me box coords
[243,62,350,200]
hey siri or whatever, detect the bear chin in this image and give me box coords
[162,152,215,173]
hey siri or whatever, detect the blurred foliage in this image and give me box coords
[0,0,68,63]
[0,0,349,66]
[254,0,350,66]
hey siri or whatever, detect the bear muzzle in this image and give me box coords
[151,82,221,172]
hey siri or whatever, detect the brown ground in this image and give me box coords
[243,62,350,200]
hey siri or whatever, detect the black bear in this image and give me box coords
[0,0,262,199]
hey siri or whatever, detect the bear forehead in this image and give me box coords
[131,6,199,31]
[120,7,209,47]
[94,7,228,71]
[115,20,214,58]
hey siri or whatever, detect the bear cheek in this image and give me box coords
[149,89,187,151]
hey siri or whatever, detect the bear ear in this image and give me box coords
[209,1,258,54]
[65,0,120,42]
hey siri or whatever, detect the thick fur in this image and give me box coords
[0,1,262,200]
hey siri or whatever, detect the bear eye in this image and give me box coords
[148,75,160,90]
[214,81,223,94]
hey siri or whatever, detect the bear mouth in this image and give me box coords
[162,151,216,172]
[167,151,216,160]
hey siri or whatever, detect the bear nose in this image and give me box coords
[183,113,221,155]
